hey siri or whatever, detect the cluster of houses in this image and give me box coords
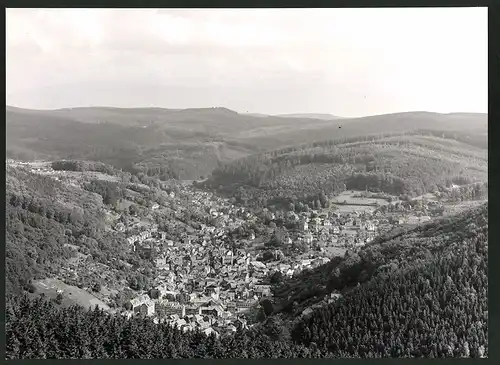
[278,209,380,250]
[122,287,253,337]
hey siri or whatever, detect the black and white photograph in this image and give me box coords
[5,7,488,359]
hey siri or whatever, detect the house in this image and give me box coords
[365,222,376,232]
[278,263,291,272]
[185,305,199,316]
[199,301,225,317]
[299,220,309,231]
[304,233,313,245]
[355,239,365,247]
[314,257,330,267]
[139,230,151,240]
[419,216,431,223]
[253,284,272,297]
[407,216,419,225]
[221,251,234,265]
[205,285,221,300]
[156,301,185,317]
[226,302,237,313]
[152,203,160,210]
[126,236,139,245]
[302,307,314,317]
[235,317,248,330]
[137,301,155,316]
[155,256,168,268]
[203,328,219,338]
[188,293,198,302]
[130,294,152,313]
[235,300,254,313]
[250,261,266,270]
[176,318,188,327]
[121,311,134,319]
[163,290,179,301]
[325,293,343,304]
[301,259,313,268]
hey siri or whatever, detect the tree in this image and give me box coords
[92,283,102,293]
[149,288,161,299]
[319,192,328,208]
[256,307,267,322]
[260,299,275,316]
[266,230,284,248]
[270,271,284,285]
[27,282,37,293]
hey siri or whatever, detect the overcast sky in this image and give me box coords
[6,8,487,117]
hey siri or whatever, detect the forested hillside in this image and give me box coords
[204,130,487,208]
[292,228,488,357]
[6,204,488,358]
[5,164,164,297]
[239,112,487,149]
[7,107,487,180]
[6,165,108,294]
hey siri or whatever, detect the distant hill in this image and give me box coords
[203,130,488,208]
[238,111,488,149]
[275,113,344,120]
[6,106,487,180]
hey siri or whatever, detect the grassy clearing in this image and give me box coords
[34,278,110,311]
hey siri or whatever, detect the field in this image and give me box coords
[326,190,397,214]
[331,190,393,205]
[33,278,111,312]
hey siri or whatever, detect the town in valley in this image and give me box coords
[7,158,486,339]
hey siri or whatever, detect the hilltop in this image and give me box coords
[275,113,344,120]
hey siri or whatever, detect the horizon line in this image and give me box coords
[5,103,488,119]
